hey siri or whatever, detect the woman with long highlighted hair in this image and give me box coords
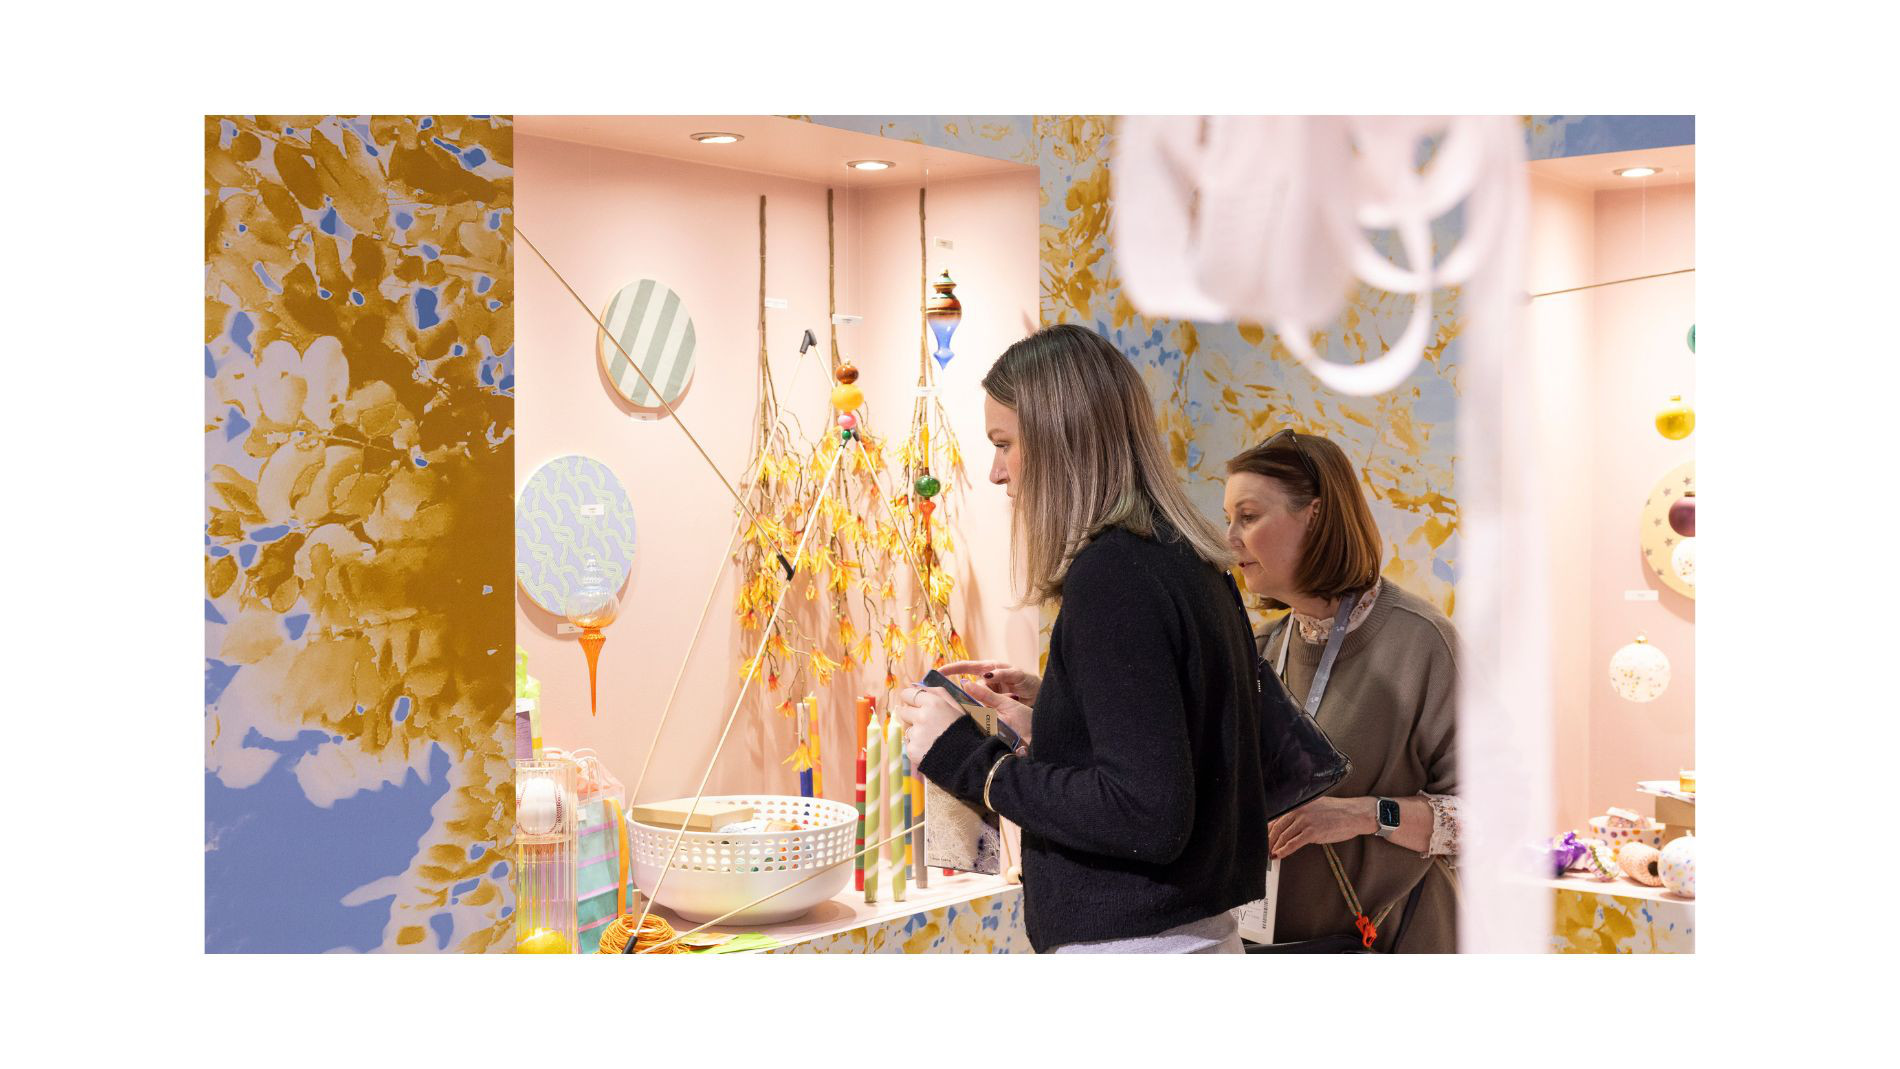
[893,324,1267,954]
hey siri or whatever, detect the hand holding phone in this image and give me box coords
[922,669,1027,751]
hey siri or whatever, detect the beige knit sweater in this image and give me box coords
[1258,579,1460,953]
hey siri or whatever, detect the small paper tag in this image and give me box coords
[556,622,580,635]
[832,313,862,326]
[763,297,788,309]
[1624,589,1660,601]
[578,502,605,517]
[915,385,942,399]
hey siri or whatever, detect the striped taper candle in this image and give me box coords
[854,749,867,891]
[887,712,906,902]
[901,753,915,883]
[864,711,882,903]
[807,696,824,797]
[797,701,812,798]
[910,761,928,889]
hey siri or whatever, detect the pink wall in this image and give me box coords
[1526,173,1598,833]
[1529,174,1696,832]
[852,172,1045,675]
[1587,182,1696,821]
[514,132,1040,805]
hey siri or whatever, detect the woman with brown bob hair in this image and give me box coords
[891,324,1269,953]
[1222,429,1461,952]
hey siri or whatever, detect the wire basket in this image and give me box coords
[628,795,858,925]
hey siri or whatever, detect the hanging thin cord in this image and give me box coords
[1529,267,1694,300]
[516,224,766,532]
[630,444,850,944]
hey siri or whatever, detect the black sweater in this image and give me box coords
[918,524,1267,951]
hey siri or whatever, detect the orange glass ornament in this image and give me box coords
[565,558,621,717]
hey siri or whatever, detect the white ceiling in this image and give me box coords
[1528,142,1695,192]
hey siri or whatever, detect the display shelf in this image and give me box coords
[637,871,1029,954]
[1636,780,1695,804]
[1546,874,1694,954]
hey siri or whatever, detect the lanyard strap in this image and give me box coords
[1274,592,1360,720]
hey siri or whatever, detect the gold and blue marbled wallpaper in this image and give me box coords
[205,115,516,952]
[769,890,1030,954]
[1552,888,1694,954]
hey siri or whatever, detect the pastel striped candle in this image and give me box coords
[854,750,867,891]
[864,711,882,903]
[901,754,915,883]
[807,697,824,797]
[911,763,928,889]
[797,702,812,799]
[887,713,906,902]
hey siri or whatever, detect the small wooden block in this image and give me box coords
[628,800,756,831]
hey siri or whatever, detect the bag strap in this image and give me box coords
[1321,843,1399,948]
[1321,843,1458,951]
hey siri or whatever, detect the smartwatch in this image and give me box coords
[1374,797,1401,839]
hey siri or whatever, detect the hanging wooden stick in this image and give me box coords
[828,187,840,372]
[919,187,929,380]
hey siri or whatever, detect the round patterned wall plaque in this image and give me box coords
[597,279,697,416]
[1640,460,1695,600]
[515,454,636,614]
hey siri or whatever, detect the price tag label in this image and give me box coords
[578,502,605,517]
[1624,589,1660,601]
[556,622,581,635]
[915,385,942,399]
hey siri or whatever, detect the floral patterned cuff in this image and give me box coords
[1420,792,1460,857]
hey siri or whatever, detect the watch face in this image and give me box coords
[1378,799,1401,828]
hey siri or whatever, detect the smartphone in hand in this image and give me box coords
[922,668,1025,751]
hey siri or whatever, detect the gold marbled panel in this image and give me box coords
[205,115,514,953]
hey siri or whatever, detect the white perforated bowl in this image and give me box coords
[628,795,858,925]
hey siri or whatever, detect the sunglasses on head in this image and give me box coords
[1261,428,1322,490]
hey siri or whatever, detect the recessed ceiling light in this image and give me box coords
[1614,166,1661,178]
[847,160,894,171]
[690,132,743,144]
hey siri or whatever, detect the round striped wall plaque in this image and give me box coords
[597,279,697,413]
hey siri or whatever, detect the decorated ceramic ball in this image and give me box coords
[834,363,859,385]
[1668,490,1696,537]
[1659,835,1695,898]
[1617,842,1664,886]
[914,474,942,499]
[1655,395,1695,440]
[517,777,561,837]
[831,383,864,412]
[837,412,857,430]
[1671,538,1696,588]
[1608,635,1671,703]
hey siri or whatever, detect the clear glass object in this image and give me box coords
[515,756,580,953]
[565,558,620,629]
[924,270,962,370]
